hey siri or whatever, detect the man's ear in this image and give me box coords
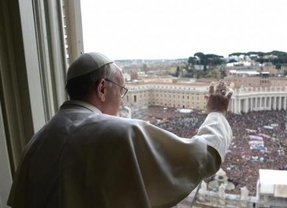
[97,79,106,101]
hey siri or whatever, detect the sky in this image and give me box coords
[80,0,287,60]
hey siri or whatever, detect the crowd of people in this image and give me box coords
[147,106,287,196]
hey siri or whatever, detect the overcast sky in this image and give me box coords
[80,0,287,60]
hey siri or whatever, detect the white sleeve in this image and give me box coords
[195,112,232,162]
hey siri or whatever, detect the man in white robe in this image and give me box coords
[8,52,233,208]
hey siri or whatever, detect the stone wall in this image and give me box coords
[177,181,287,208]
[177,181,257,208]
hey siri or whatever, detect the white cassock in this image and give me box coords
[8,100,232,208]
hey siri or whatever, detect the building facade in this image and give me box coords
[125,82,208,110]
[124,77,287,115]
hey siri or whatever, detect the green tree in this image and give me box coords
[220,69,227,78]
[194,52,207,71]
[175,66,180,77]
[188,57,196,65]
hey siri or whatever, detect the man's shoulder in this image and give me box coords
[96,114,147,128]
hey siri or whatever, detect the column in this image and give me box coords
[234,96,237,114]
[245,97,249,113]
[239,99,242,113]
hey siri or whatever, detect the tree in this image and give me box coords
[188,57,196,65]
[220,69,227,78]
[194,52,207,71]
[175,66,180,77]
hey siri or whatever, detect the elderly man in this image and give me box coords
[8,52,233,208]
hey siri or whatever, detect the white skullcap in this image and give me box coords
[67,52,114,81]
